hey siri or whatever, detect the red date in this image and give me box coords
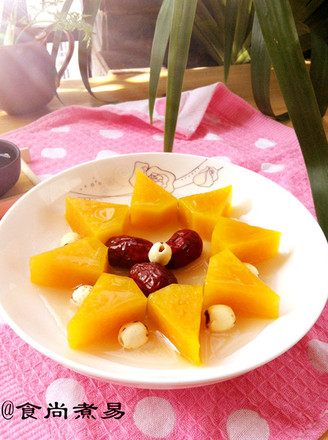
[166,229,203,269]
[106,235,153,268]
[129,262,177,296]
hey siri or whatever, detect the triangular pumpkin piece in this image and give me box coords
[178,185,233,240]
[204,249,280,319]
[65,197,129,243]
[67,273,147,349]
[130,169,178,228]
[30,237,109,288]
[148,284,203,365]
[210,216,281,263]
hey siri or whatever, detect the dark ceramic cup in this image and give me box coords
[0,140,21,197]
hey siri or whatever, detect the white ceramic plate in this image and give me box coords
[1,152,328,389]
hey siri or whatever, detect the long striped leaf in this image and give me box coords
[224,0,239,82]
[291,0,328,43]
[224,0,252,82]
[232,1,253,59]
[79,0,102,98]
[234,45,251,65]
[164,0,198,152]
[253,0,328,237]
[149,0,174,123]
[250,12,288,120]
[290,0,326,20]
[51,0,74,61]
[310,32,328,116]
[200,0,225,26]
[195,0,224,51]
[192,24,224,65]
[193,1,224,65]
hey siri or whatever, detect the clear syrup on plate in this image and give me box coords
[39,220,275,369]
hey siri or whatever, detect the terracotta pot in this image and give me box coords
[0,28,74,115]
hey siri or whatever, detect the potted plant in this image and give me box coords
[2,0,328,240]
[148,0,328,238]
[0,0,94,114]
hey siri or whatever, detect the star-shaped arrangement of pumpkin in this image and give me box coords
[29,169,282,366]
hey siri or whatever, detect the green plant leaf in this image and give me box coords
[224,0,252,82]
[51,0,74,61]
[253,0,328,237]
[232,1,253,59]
[2,1,18,45]
[199,0,225,24]
[234,44,251,65]
[192,25,224,65]
[224,0,239,82]
[79,0,102,98]
[250,13,273,116]
[164,0,198,152]
[289,0,327,20]
[290,0,328,42]
[193,0,225,65]
[310,32,328,116]
[149,0,174,124]
[250,12,288,120]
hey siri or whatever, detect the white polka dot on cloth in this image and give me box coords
[254,138,277,149]
[261,163,285,173]
[99,129,124,139]
[45,378,85,415]
[227,409,270,440]
[153,133,164,141]
[50,125,70,133]
[96,150,119,160]
[307,339,328,372]
[133,397,175,438]
[41,148,67,159]
[204,133,222,141]
[211,155,231,163]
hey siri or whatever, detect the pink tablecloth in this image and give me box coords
[1,82,328,440]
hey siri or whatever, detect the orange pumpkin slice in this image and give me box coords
[130,169,178,228]
[65,197,129,243]
[67,273,147,349]
[178,185,233,240]
[210,216,281,263]
[148,284,203,365]
[30,237,109,288]
[203,249,280,319]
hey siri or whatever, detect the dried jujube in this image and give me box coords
[166,229,203,269]
[129,262,178,296]
[106,235,153,268]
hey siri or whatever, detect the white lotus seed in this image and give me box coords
[61,231,82,246]
[243,262,259,277]
[148,241,172,266]
[71,284,93,306]
[205,304,236,332]
[118,321,149,350]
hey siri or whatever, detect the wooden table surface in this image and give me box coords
[1,64,328,439]
[0,64,327,136]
